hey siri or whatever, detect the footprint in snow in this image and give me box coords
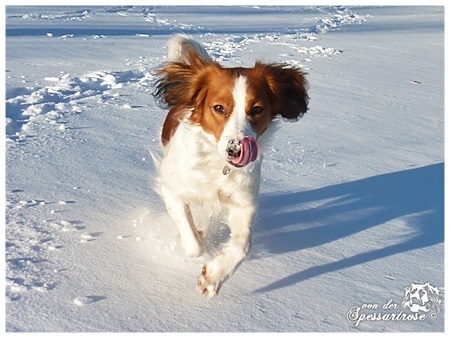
[79,232,102,243]
[73,295,106,306]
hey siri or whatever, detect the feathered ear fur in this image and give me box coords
[153,48,212,109]
[256,62,309,121]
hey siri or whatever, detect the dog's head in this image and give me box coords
[154,46,309,168]
[402,282,441,313]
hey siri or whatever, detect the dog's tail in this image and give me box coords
[167,33,213,64]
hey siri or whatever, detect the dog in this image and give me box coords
[153,34,309,297]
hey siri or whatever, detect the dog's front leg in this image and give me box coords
[162,189,204,257]
[196,205,255,297]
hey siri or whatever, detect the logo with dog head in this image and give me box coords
[401,282,441,314]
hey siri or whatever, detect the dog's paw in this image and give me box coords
[196,264,220,298]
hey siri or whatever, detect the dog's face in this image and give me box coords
[154,49,309,168]
[188,65,277,166]
[189,68,273,141]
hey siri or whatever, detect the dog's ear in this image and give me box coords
[153,48,212,109]
[257,62,309,121]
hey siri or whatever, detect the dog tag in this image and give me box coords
[222,165,231,175]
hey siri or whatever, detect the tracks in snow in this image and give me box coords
[6,69,154,143]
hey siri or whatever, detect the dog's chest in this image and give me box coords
[160,121,260,203]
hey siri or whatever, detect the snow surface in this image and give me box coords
[4,4,445,332]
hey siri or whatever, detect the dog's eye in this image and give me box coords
[250,106,264,115]
[213,105,226,115]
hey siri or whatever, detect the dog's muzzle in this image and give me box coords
[226,136,259,168]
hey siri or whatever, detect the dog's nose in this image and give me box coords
[226,139,242,159]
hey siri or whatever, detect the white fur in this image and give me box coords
[157,35,263,297]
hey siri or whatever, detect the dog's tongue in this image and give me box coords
[230,136,258,167]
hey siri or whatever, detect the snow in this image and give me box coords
[3,4,445,333]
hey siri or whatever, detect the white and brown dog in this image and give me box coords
[153,34,309,297]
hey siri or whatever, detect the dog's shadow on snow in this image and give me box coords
[253,162,444,293]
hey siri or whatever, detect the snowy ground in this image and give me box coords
[4,5,445,332]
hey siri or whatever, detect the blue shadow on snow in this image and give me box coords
[254,162,444,293]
